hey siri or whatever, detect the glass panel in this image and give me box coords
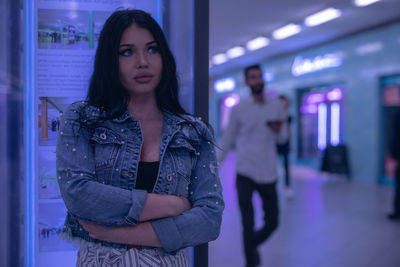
[0,1,24,267]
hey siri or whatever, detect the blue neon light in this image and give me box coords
[155,0,163,28]
[291,53,343,77]
[24,0,36,266]
[330,103,341,146]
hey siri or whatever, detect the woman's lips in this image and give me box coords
[134,74,153,83]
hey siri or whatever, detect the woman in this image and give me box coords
[56,9,224,266]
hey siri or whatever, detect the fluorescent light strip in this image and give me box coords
[330,103,340,146]
[212,53,228,65]
[354,0,380,7]
[318,103,327,150]
[272,23,302,40]
[226,46,245,59]
[305,8,342,27]
[246,37,270,51]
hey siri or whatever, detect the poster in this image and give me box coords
[38,146,60,199]
[39,203,77,252]
[36,0,156,97]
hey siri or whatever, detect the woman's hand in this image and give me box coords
[79,220,111,241]
[78,220,162,247]
[139,194,192,221]
[173,196,192,216]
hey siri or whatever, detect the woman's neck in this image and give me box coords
[127,93,163,121]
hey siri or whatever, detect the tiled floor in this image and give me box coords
[209,153,400,267]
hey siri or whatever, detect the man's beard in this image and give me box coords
[250,83,264,95]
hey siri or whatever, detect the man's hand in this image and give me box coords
[266,120,282,133]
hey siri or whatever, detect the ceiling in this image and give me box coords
[209,0,400,77]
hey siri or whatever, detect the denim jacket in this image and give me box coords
[56,101,224,253]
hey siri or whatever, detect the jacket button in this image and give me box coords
[100,133,106,140]
[167,174,172,181]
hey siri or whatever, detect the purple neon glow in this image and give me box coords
[223,94,240,108]
[300,104,318,114]
[326,87,343,101]
[267,91,278,98]
[317,103,327,150]
[306,93,325,104]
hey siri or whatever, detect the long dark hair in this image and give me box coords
[86,9,187,118]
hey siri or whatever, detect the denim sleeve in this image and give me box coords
[151,123,225,252]
[56,103,147,227]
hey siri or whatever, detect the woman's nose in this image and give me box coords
[137,52,148,68]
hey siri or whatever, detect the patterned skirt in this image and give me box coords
[76,243,189,267]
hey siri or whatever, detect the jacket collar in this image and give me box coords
[111,109,132,123]
[111,107,188,126]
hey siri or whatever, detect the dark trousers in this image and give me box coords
[236,174,279,266]
[394,167,400,214]
[277,142,290,187]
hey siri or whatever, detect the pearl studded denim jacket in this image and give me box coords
[56,102,224,253]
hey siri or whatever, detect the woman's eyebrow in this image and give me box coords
[119,41,157,47]
[146,41,157,46]
[119,44,134,48]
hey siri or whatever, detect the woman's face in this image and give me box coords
[118,24,162,98]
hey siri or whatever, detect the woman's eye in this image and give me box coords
[148,46,159,54]
[119,49,132,57]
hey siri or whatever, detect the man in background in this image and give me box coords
[218,64,289,267]
[388,112,400,221]
[277,95,294,199]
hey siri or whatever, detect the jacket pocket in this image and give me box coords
[90,127,123,184]
[169,134,197,197]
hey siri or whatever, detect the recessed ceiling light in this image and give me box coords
[272,24,302,40]
[354,0,380,7]
[212,53,228,65]
[226,46,246,59]
[304,8,342,27]
[246,37,270,51]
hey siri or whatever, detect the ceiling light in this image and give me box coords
[226,46,245,59]
[304,8,342,27]
[356,42,383,54]
[246,37,270,51]
[272,24,301,40]
[212,53,228,65]
[214,78,236,93]
[354,0,380,7]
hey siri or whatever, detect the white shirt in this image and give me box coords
[218,96,289,184]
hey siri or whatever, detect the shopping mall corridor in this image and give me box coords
[209,153,400,267]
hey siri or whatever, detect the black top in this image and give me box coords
[135,161,160,193]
